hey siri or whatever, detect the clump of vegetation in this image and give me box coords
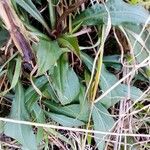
[0,0,150,149]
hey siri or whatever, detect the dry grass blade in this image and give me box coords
[56,0,88,35]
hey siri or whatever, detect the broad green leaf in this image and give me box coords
[43,101,88,122]
[43,85,90,122]
[51,55,80,105]
[29,103,45,123]
[5,82,37,150]
[15,0,50,33]
[92,103,115,150]
[30,103,45,144]
[99,64,143,108]
[43,86,89,122]
[36,127,44,146]
[45,112,85,127]
[73,0,149,26]
[81,52,93,71]
[35,39,63,75]
[42,83,60,102]
[81,53,143,108]
[58,35,80,57]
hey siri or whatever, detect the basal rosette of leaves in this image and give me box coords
[0,0,149,149]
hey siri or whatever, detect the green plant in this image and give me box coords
[0,0,149,149]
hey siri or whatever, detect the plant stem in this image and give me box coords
[48,0,56,30]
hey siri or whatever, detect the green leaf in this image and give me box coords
[129,0,139,5]
[15,0,50,33]
[92,103,115,150]
[35,39,63,75]
[103,55,120,63]
[42,83,60,102]
[25,82,45,145]
[58,35,80,57]
[81,54,143,108]
[78,86,90,122]
[51,55,80,105]
[73,0,149,26]
[43,86,89,122]
[30,103,45,123]
[9,57,22,89]
[0,121,4,134]
[52,0,59,5]
[134,72,149,83]
[103,55,122,71]
[81,52,93,71]
[43,101,88,122]
[45,112,85,127]
[30,103,45,144]
[100,64,143,108]
[123,24,150,79]
[123,24,150,63]
[25,76,48,109]
[4,82,37,150]
[0,29,9,47]
[25,24,50,40]
[0,56,22,96]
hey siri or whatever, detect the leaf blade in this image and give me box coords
[92,103,115,150]
[4,82,37,149]
[36,39,63,75]
[51,55,80,105]
[73,0,149,26]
